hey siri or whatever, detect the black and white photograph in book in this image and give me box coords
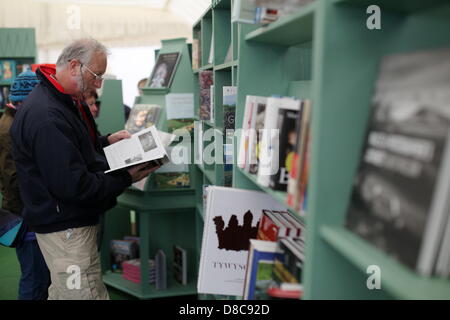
[345,48,450,277]
[138,131,157,152]
[149,52,181,88]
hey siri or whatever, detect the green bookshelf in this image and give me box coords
[101,38,199,299]
[191,0,450,300]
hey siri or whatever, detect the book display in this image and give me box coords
[0,28,36,113]
[101,38,199,299]
[193,0,450,300]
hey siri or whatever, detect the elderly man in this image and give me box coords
[10,38,157,300]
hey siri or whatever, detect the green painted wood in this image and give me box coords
[0,28,36,58]
[321,226,450,299]
[304,0,450,299]
[245,3,316,46]
[201,13,213,67]
[334,0,449,13]
[213,9,231,65]
[97,79,125,135]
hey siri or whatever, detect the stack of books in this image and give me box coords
[122,259,156,284]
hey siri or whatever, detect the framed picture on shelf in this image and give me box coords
[0,60,17,83]
[148,52,181,89]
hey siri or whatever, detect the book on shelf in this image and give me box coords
[223,86,237,187]
[155,249,167,290]
[242,239,284,300]
[238,95,256,170]
[271,237,304,295]
[122,259,156,284]
[199,71,213,121]
[257,97,301,188]
[197,186,287,296]
[269,107,300,191]
[232,0,257,24]
[103,125,176,174]
[173,245,188,285]
[110,239,140,273]
[345,47,450,277]
[248,96,268,175]
[287,99,312,211]
[148,52,181,89]
[0,60,16,83]
[192,38,201,70]
[165,93,195,122]
[125,104,161,135]
[257,209,300,241]
[153,146,191,189]
[253,0,316,24]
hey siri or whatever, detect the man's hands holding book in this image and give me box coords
[127,162,161,183]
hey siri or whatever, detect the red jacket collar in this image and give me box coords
[38,64,67,94]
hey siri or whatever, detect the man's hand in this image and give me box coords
[108,130,131,145]
[127,162,161,183]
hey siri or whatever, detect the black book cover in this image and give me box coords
[345,48,450,274]
[270,108,299,191]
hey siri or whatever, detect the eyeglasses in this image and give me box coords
[81,64,104,82]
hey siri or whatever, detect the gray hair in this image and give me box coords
[56,38,109,71]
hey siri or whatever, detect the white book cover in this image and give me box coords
[246,96,268,173]
[197,186,287,296]
[257,97,301,187]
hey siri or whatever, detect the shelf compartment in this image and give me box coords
[320,226,450,300]
[245,2,316,46]
[103,271,197,299]
[214,60,238,71]
[237,167,306,223]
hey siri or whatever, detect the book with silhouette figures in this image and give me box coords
[197,186,287,296]
[345,48,450,276]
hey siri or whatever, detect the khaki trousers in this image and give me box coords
[36,225,109,300]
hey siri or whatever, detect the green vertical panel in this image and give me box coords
[97,79,125,135]
[213,9,231,65]
[201,12,213,66]
[0,28,36,58]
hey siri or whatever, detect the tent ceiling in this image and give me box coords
[0,0,210,49]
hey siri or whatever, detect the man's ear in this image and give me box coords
[68,59,80,76]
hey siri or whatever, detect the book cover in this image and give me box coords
[110,240,139,273]
[270,107,299,191]
[271,238,304,290]
[0,60,16,83]
[148,52,181,88]
[125,104,161,135]
[223,86,237,132]
[173,245,188,285]
[197,186,287,296]
[242,239,284,300]
[345,48,450,276]
[155,249,167,290]
[248,97,268,174]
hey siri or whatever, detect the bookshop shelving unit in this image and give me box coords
[97,79,127,135]
[101,38,198,299]
[0,28,36,114]
[193,0,450,299]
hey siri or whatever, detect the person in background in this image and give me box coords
[84,89,100,119]
[0,70,50,300]
[10,38,159,300]
[137,77,148,96]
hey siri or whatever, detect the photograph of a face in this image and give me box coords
[148,52,181,88]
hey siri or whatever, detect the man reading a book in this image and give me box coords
[10,38,159,300]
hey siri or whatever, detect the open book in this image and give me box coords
[104,126,175,174]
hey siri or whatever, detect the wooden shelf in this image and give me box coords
[103,271,197,299]
[237,168,306,223]
[245,2,316,46]
[320,226,450,300]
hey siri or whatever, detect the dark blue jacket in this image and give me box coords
[10,65,132,233]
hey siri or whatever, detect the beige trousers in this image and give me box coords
[36,225,109,300]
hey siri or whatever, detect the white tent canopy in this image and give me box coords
[0,0,210,49]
